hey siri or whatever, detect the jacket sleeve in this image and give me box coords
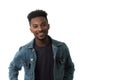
[9,48,23,80]
[63,43,75,80]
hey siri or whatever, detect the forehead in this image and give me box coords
[31,16,47,23]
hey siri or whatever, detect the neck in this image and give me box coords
[35,36,50,47]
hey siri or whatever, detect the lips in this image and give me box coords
[38,32,45,35]
[34,31,47,39]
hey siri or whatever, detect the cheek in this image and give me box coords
[30,28,36,33]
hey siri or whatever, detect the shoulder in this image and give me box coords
[21,39,34,49]
[17,39,34,53]
[51,38,69,51]
[52,38,66,47]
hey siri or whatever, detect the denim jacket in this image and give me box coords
[9,38,75,80]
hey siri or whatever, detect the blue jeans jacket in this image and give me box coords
[9,38,75,80]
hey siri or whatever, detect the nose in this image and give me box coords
[38,26,43,31]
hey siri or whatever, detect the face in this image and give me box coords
[30,16,49,40]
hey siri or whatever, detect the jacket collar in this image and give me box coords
[25,36,63,49]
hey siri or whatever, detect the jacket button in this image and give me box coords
[30,58,33,61]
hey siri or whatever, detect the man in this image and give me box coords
[9,10,75,80]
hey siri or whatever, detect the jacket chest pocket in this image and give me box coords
[23,61,31,69]
[56,57,66,69]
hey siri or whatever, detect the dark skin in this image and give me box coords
[30,16,50,47]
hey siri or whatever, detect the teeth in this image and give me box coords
[39,32,44,34]
[38,32,44,35]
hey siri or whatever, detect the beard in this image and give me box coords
[35,31,48,41]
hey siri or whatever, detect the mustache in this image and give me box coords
[36,30,46,33]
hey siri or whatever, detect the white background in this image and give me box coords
[0,0,120,80]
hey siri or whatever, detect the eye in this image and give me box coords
[41,22,48,27]
[32,24,38,28]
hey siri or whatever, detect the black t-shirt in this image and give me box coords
[34,42,54,80]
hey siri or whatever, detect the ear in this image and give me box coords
[48,24,50,29]
[30,27,33,33]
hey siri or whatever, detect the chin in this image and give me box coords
[35,35,48,40]
[38,36,46,40]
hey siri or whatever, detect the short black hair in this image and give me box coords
[27,10,48,23]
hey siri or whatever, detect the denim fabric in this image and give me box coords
[9,38,75,80]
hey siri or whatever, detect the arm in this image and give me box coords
[9,49,22,80]
[63,44,75,80]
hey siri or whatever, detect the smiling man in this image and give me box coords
[9,10,75,80]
